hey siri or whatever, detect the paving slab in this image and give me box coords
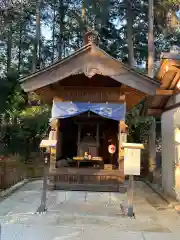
[143,232,180,240]
[1,224,180,240]
[0,180,180,239]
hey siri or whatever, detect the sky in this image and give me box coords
[41,9,180,41]
[41,24,51,40]
[176,10,180,21]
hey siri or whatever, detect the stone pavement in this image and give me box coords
[0,180,180,239]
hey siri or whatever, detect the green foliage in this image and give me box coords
[126,103,154,143]
[0,69,50,160]
[0,103,50,160]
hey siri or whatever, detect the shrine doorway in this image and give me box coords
[59,112,118,167]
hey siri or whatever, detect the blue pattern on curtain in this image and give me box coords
[51,102,126,121]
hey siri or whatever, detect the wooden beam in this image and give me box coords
[119,94,126,101]
[155,89,174,96]
[147,108,163,116]
[169,71,180,89]
[164,102,180,112]
[174,89,180,95]
[52,86,125,103]
[120,121,128,132]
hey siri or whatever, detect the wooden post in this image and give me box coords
[36,150,49,214]
[118,121,122,169]
[56,119,61,161]
[148,118,156,181]
[127,175,134,217]
[118,121,122,170]
[118,121,128,169]
[49,119,59,171]
[77,124,81,156]
[96,123,99,155]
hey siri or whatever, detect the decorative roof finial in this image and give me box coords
[84,29,99,45]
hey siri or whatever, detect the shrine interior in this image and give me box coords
[56,111,119,169]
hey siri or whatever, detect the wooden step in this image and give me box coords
[49,183,126,192]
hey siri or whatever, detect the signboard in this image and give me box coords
[108,144,116,154]
[122,143,144,149]
[123,143,143,176]
[40,140,57,148]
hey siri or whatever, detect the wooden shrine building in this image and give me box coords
[19,31,160,191]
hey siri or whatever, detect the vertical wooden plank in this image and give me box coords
[118,121,121,166]
[56,119,61,160]
[118,121,128,182]
[96,123,99,156]
[49,119,59,172]
[148,119,156,181]
[127,175,135,217]
[77,124,81,156]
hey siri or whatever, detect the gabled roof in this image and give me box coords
[19,43,159,95]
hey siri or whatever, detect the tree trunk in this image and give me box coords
[52,0,56,63]
[18,15,23,74]
[18,25,22,74]
[17,2,24,75]
[58,0,64,60]
[126,1,135,68]
[6,22,12,74]
[82,0,87,37]
[25,138,30,163]
[32,0,41,72]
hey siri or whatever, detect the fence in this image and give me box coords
[0,159,44,190]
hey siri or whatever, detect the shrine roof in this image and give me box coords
[19,43,159,95]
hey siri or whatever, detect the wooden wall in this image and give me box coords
[35,75,146,111]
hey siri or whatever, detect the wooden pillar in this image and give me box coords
[118,122,122,166]
[56,119,61,161]
[96,123,99,156]
[49,119,59,172]
[77,124,81,156]
[148,118,156,182]
[118,121,128,175]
